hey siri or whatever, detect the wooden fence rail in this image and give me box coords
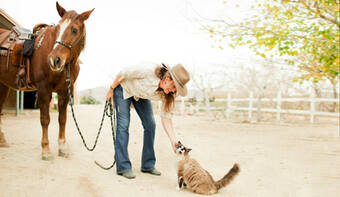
[166,91,339,123]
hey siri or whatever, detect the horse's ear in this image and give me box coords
[78,8,95,22]
[56,2,66,17]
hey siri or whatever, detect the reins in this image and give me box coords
[56,32,117,170]
[65,65,116,170]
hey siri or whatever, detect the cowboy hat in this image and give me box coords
[162,63,190,96]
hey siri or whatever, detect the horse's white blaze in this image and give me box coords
[53,19,71,49]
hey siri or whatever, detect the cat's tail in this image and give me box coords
[215,163,240,190]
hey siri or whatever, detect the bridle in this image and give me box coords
[54,26,85,70]
[53,24,85,103]
[54,24,84,87]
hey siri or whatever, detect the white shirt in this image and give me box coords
[118,64,172,118]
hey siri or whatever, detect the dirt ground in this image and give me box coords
[0,104,339,197]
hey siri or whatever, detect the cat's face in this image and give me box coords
[175,141,192,156]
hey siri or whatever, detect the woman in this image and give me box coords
[106,63,190,179]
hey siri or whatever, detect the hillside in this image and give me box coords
[78,86,108,104]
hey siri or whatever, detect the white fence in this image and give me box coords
[168,91,339,123]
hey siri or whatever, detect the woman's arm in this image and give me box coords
[161,116,177,152]
[106,74,122,101]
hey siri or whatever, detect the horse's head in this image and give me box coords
[48,2,94,72]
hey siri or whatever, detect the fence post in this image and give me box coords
[195,101,199,114]
[276,91,281,121]
[20,91,24,112]
[257,94,262,122]
[226,93,232,119]
[248,92,253,119]
[16,91,20,116]
[310,90,315,123]
[204,91,211,115]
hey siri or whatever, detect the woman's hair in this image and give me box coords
[154,64,176,113]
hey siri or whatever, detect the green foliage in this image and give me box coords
[80,95,101,105]
[209,0,339,85]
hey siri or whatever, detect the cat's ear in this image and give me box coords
[187,148,192,153]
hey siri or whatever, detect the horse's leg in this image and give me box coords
[38,89,53,160]
[57,92,69,157]
[0,83,10,147]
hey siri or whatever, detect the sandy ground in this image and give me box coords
[0,104,339,197]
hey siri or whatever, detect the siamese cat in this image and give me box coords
[175,141,240,195]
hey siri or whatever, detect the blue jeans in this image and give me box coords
[114,85,156,173]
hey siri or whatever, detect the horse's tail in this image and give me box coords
[215,163,240,190]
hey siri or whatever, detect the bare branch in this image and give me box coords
[301,1,340,28]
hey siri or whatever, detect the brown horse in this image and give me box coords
[0,2,94,160]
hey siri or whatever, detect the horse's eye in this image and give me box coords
[72,27,78,34]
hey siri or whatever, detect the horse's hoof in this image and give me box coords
[58,149,69,158]
[0,142,9,148]
[42,153,53,161]
[0,131,8,147]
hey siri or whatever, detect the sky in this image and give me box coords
[1,0,257,91]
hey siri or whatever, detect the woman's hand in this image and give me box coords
[106,87,114,102]
[171,140,178,153]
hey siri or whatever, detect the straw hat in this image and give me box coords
[162,63,190,96]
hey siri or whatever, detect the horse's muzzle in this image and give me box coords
[48,54,65,72]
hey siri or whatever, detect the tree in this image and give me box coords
[194,0,339,109]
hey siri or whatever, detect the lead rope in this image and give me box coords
[95,105,117,170]
[66,64,116,170]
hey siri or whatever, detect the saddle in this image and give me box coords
[0,26,38,89]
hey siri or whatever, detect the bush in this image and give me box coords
[80,96,101,105]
